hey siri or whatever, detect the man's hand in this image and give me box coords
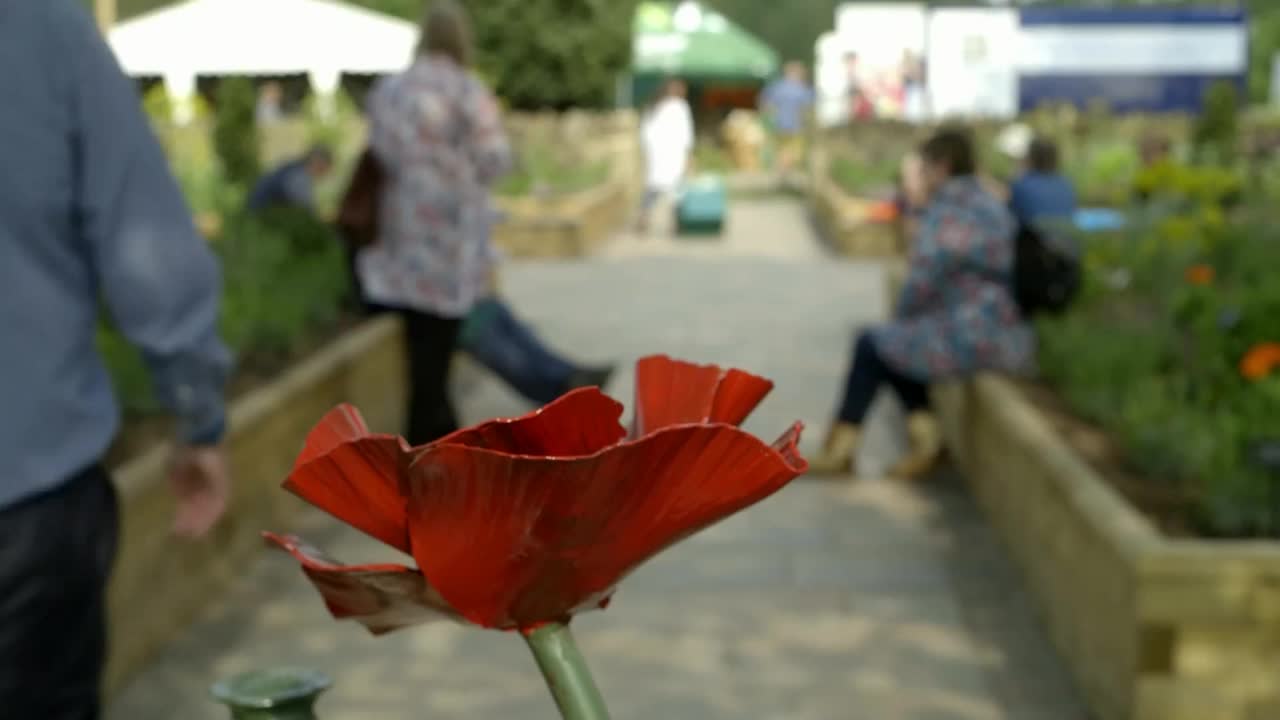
[169,444,231,538]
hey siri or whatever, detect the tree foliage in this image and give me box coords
[1193,81,1240,164]
[212,76,260,188]
[344,0,637,110]
[475,0,637,110]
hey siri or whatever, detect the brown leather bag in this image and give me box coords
[335,148,385,249]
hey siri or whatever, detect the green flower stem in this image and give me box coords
[523,622,611,720]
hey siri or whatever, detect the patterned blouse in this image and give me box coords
[870,176,1035,382]
[357,55,512,317]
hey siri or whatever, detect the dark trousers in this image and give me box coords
[837,331,929,425]
[460,298,577,406]
[344,243,365,311]
[0,466,118,720]
[394,307,463,445]
[357,262,461,444]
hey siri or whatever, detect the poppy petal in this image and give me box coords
[402,421,808,629]
[263,532,461,635]
[434,387,626,457]
[633,355,774,435]
[284,405,413,554]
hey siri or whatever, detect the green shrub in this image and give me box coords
[213,77,261,188]
[1066,140,1141,207]
[828,153,898,196]
[214,211,349,365]
[300,89,361,150]
[1193,80,1240,165]
[1039,215,1280,537]
[464,0,637,110]
[344,0,637,110]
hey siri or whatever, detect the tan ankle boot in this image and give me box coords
[890,411,942,479]
[808,422,861,476]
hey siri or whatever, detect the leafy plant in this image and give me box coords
[465,0,638,110]
[212,211,349,364]
[213,76,261,188]
[344,0,637,110]
[1193,81,1240,165]
[1065,140,1140,207]
[828,153,898,196]
[300,89,361,149]
[1039,214,1280,538]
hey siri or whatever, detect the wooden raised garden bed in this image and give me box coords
[932,375,1280,720]
[809,148,902,259]
[492,180,629,258]
[104,316,406,695]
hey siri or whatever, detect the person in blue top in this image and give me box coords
[0,2,232,716]
[760,61,815,182]
[247,145,334,213]
[1008,137,1077,230]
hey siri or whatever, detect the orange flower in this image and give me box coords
[1185,264,1215,286]
[865,200,900,223]
[1240,342,1280,381]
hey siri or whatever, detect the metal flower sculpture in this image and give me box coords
[264,355,808,718]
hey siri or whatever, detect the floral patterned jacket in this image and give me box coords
[357,55,512,317]
[870,176,1035,381]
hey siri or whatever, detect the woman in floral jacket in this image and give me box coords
[811,127,1035,477]
[357,0,512,444]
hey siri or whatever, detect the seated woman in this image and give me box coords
[811,127,1035,477]
[1008,137,1077,229]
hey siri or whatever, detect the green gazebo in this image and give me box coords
[628,1,779,110]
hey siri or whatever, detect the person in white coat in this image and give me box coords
[636,78,694,233]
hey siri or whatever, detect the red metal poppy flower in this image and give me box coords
[266,355,807,633]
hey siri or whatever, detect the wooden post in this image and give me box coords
[95,0,117,32]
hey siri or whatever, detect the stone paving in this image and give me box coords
[107,197,1088,720]
[604,194,822,261]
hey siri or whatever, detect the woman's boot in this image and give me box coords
[889,411,942,479]
[807,422,861,476]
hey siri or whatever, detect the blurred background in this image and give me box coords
[61,0,1280,718]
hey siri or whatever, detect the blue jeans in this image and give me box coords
[460,298,578,405]
[837,331,928,424]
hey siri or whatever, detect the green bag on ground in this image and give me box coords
[675,175,727,236]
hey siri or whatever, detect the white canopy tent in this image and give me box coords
[108,0,418,122]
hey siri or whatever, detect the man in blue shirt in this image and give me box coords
[760,61,815,182]
[247,145,334,213]
[0,3,232,716]
[1008,137,1077,230]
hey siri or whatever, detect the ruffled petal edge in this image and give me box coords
[263,532,462,635]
